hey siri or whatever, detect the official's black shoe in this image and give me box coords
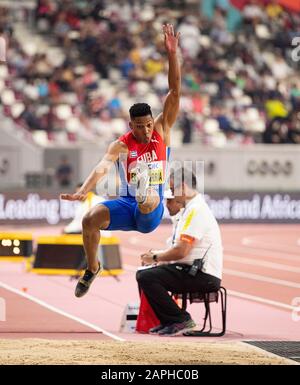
[75,264,102,298]
[158,318,196,336]
[148,324,166,335]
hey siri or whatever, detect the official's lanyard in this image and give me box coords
[171,194,199,246]
[172,207,187,246]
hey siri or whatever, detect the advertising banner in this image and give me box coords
[0,192,79,225]
[0,191,300,224]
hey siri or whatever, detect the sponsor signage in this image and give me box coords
[0,192,79,225]
[205,192,300,223]
[0,191,300,224]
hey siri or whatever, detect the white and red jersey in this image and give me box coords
[118,129,169,198]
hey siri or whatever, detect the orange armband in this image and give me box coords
[180,234,195,244]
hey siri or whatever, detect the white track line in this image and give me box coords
[242,237,300,253]
[227,290,295,311]
[123,264,294,312]
[224,244,300,262]
[128,235,300,260]
[0,281,125,342]
[225,254,300,274]
[224,269,300,289]
[122,246,300,287]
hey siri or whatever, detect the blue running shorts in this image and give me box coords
[100,197,164,234]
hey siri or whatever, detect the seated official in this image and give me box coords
[136,169,223,336]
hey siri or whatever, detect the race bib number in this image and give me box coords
[129,161,165,185]
[149,166,164,185]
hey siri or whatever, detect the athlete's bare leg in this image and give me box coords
[82,204,110,273]
[138,187,160,214]
[134,162,161,214]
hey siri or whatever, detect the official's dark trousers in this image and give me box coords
[136,264,221,325]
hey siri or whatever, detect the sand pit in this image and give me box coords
[0,339,295,365]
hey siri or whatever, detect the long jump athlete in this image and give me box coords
[61,24,181,297]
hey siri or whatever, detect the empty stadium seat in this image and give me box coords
[32,130,49,146]
[203,118,220,134]
[1,88,15,105]
[66,116,81,133]
[0,65,8,78]
[11,102,25,118]
[55,105,72,120]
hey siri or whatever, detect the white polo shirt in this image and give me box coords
[170,193,223,279]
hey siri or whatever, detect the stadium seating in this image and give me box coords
[0,1,300,146]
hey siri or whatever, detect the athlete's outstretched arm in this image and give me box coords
[156,24,181,144]
[60,141,127,201]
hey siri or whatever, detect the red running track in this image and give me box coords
[0,224,299,342]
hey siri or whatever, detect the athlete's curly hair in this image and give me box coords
[129,103,152,119]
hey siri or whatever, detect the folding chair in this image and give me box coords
[173,286,227,337]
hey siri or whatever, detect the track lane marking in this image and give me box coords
[0,281,125,341]
[225,254,300,273]
[242,237,300,254]
[224,244,300,262]
[122,263,296,312]
[122,246,300,287]
[227,290,295,311]
[224,269,300,289]
[126,236,300,261]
